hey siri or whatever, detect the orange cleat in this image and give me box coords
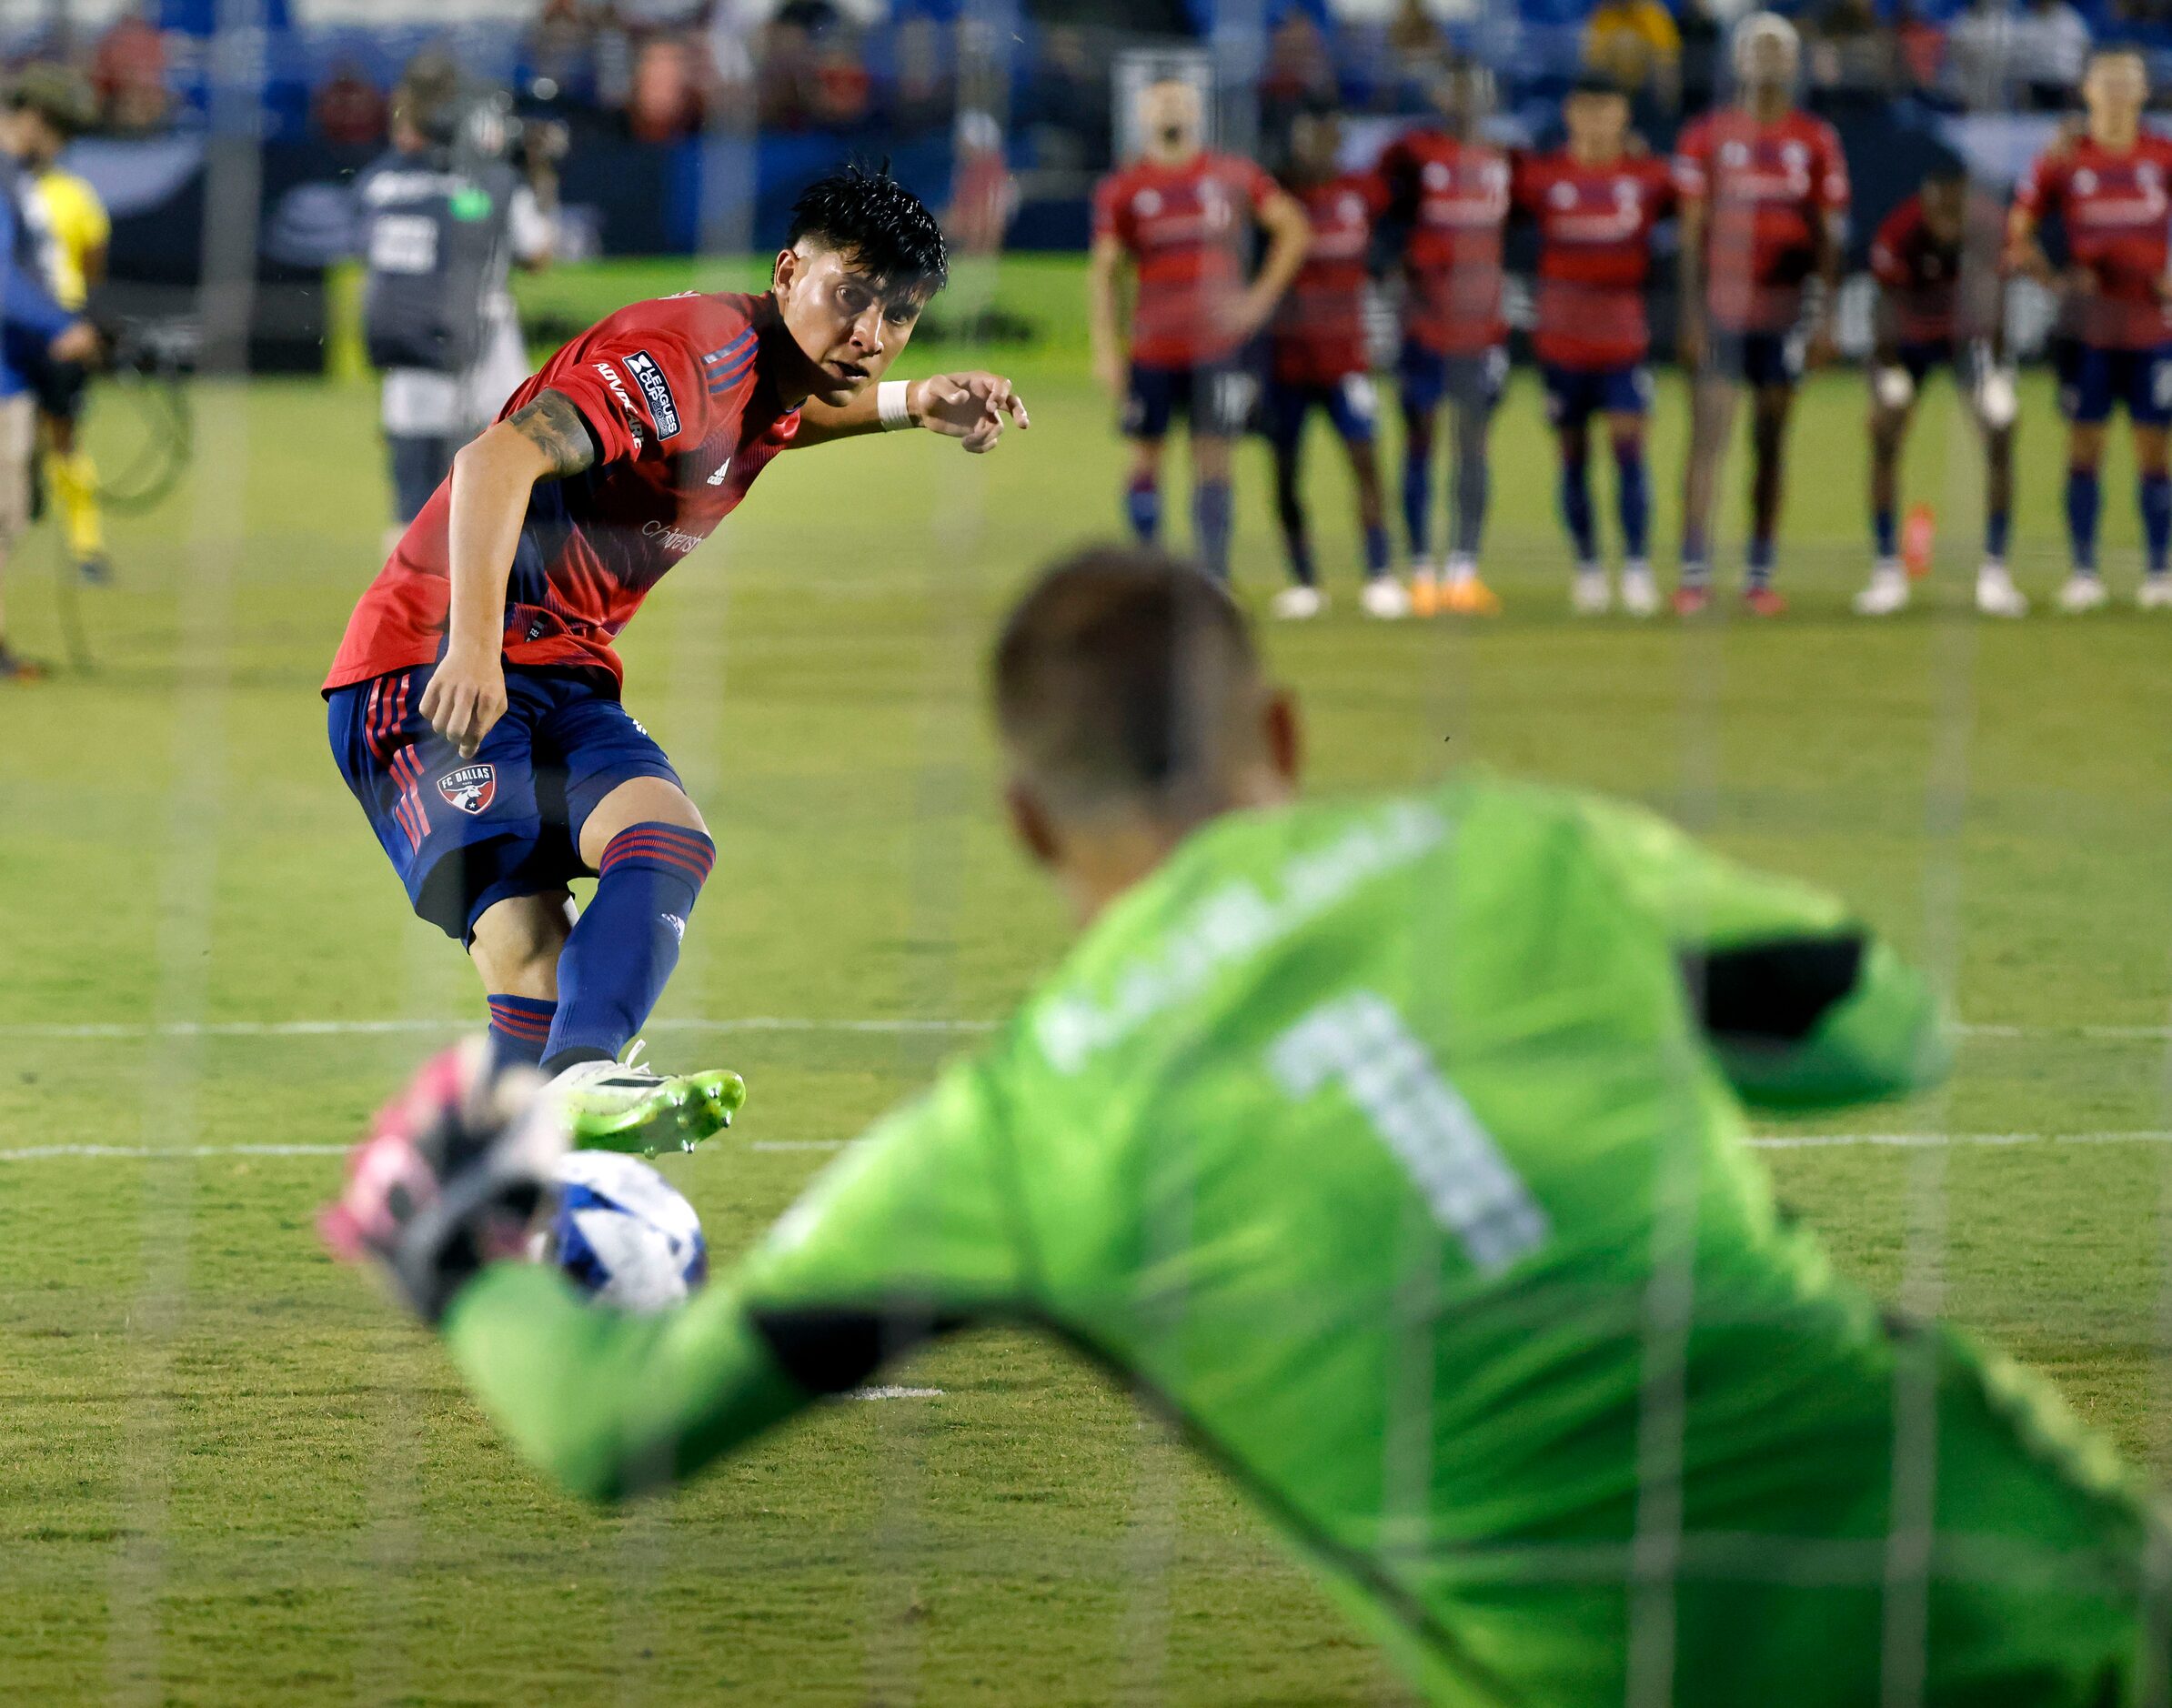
[1671,585,1712,617]
[1441,577,1503,617]
[1741,586,1789,618]
[1409,573,1442,618]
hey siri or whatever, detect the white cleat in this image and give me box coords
[1571,567,1612,615]
[1359,577,1412,620]
[1270,585,1326,621]
[2138,575,2172,609]
[1619,561,1660,618]
[2056,573,2109,614]
[1975,563,2028,618]
[1853,560,1910,616]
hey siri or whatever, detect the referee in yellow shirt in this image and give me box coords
[6,67,108,582]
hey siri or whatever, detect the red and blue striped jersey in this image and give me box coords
[326,289,800,695]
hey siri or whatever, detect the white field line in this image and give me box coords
[9,1132,2172,1164]
[0,1018,2164,1043]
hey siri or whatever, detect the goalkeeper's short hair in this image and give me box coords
[991,546,1262,822]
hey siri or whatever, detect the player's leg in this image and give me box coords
[1264,385,1322,618]
[1678,357,1741,614]
[2056,341,2111,612]
[1976,412,2024,615]
[1440,350,1503,616]
[1546,368,1603,612]
[40,362,104,582]
[468,889,575,1068]
[1396,340,1445,612]
[538,686,742,1150]
[2132,349,2172,608]
[1185,365,1250,582]
[1607,367,1658,617]
[1741,336,1798,614]
[0,397,39,678]
[1329,375,1403,618]
[1855,357,1916,616]
[1120,363,1171,544]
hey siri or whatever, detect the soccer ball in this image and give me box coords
[536,1150,708,1312]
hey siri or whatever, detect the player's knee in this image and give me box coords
[580,777,708,869]
[469,891,575,996]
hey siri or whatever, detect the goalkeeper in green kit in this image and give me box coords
[327,546,2169,1706]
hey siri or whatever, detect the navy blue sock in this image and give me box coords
[2143,472,2172,574]
[1402,433,1433,562]
[2066,467,2102,573]
[1193,478,1232,580]
[1985,507,2010,564]
[1681,523,1710,588]
[1559,452,1595,564]
[543,823,715,1070]
[1874,507,1897,559]
[1614,439,1649,560]
[1124,475,1161,543]
[487,995,557,1070]
[1363,521,1390,578]
[1745,535,1775,593]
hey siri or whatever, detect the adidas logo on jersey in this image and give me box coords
[707,457,733,486]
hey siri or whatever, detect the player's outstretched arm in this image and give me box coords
[420,390,598,759]
[794,372,1030,452]
[1579,795,1953,1110]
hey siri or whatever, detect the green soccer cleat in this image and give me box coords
[545,1044,746,1157]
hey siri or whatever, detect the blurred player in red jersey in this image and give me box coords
[1087,76,1310,582]
[1854,159,2024,618]
[2010,46,2172,613]
[1262,108,1403,622]
[1379,59,1512,615]
[1513,75,1673,618]
[1672,14,1848,616]
[321,166,1029,1153]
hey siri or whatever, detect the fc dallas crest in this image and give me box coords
[437,764,497,816]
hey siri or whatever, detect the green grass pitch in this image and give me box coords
[2,349,2170,1703]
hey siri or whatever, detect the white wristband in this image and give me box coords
[876,379,913,431]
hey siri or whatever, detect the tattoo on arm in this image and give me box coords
[507,389,599,478]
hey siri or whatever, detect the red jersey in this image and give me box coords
[2016,133,2172,349]
[1092,151,1282,367]
[1513,150,1674,370]
[1672,110,1849,334]
[325,292,801,695]
[1869,191,2006,347]
[1270,172,1387,385]
[1377,128,1511,355]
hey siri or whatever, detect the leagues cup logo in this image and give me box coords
[437,764,497,816]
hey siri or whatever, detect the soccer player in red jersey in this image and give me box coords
[2010,45,2172,613]
[322,167,1029,1153]
[1378,59,1512,615]
[1854,160,2024,618]
[1512,75,1673,618]
[1087,77,1309,582]
[1672,13,1848,616]
[1262,108,1403,622]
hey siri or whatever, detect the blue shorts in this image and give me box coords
[1894,338,1963,386]
[1541,363,1653,427]
[1706,328,1803,389]
[2056,341,2172,427]
[1122,361,1254,439]
[1397,342,1507,417]
[327,662,682,941]
[1261,373,1380,449]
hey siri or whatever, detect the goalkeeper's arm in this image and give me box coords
[1579,796,1953,1110]
[442,1058,1026,1503]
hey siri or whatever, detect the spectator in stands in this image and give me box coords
[1895,0,1947,92]
[628,33,702,142]
[1262,12,1339,117]
[527,0,600,107]
[1806,0,1900,105]
[808,35,874,131]
[1387,0,1453,98]
[314,59,387,149]
[1948,0,2090,109]
[890,16,951,137]
[2019,0,2094,99]
[1584,0,1683,112]
[1023,25,1109,171]
[91,5,167,135]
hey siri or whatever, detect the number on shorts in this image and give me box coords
[1340,373,1379,423]
[1268,990,1549,1273]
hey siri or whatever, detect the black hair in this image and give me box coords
[786,162,949,297]
[1922,150,1967,186]
[1568,71,1629,99]
[993,545,1260,818]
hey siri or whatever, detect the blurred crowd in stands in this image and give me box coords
[6,0,2170,166]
